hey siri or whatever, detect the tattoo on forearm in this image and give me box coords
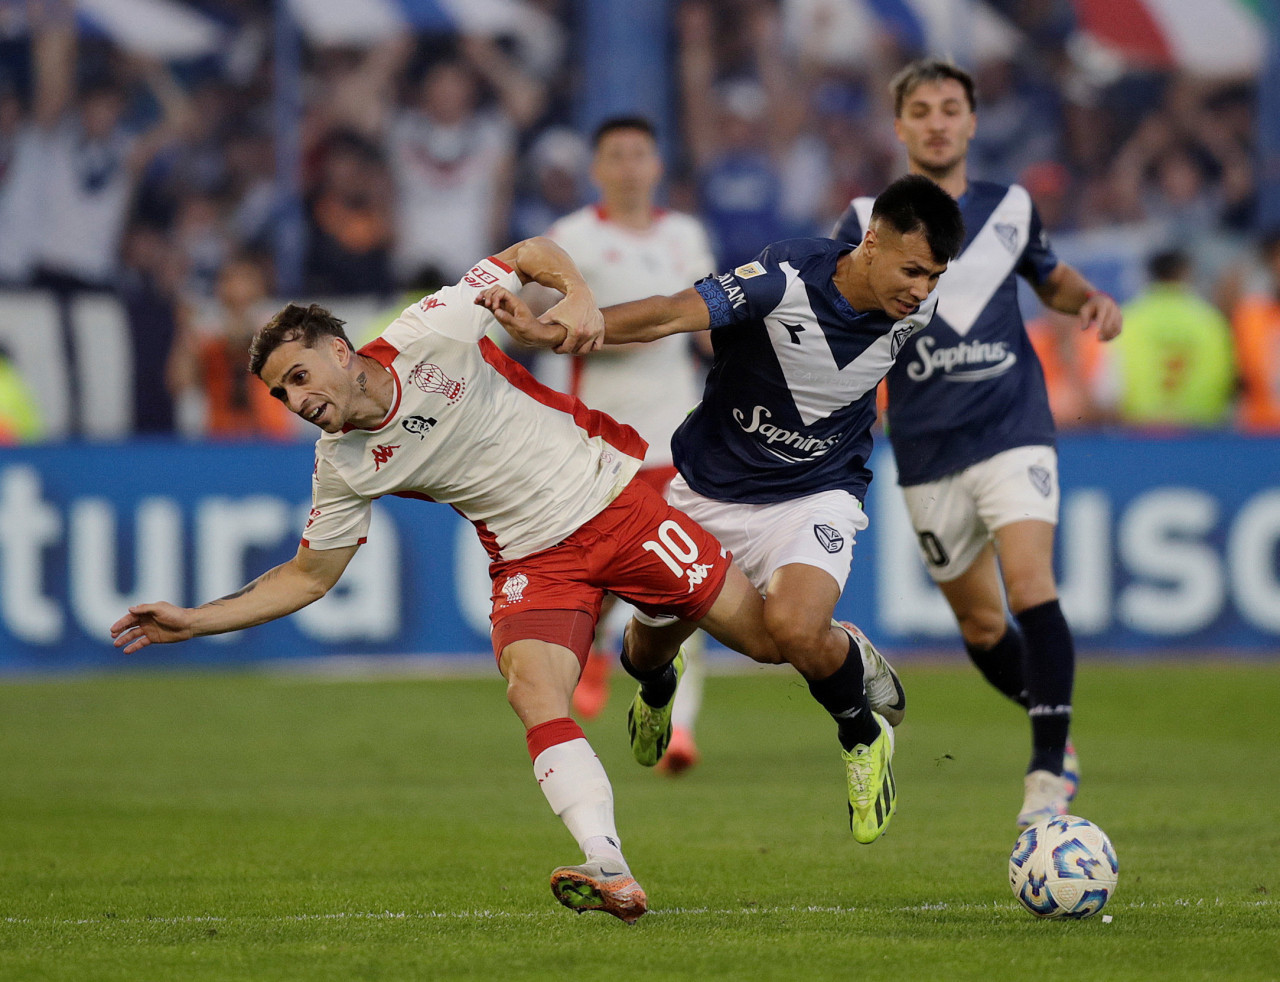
[201,566,282,608]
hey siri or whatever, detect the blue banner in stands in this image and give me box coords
[0,433,1277,673]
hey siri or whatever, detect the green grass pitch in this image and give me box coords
[1,659,1277,981]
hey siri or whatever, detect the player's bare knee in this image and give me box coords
[957,608,1007,649]
[762,608,834,673]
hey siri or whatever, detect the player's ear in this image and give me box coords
[863,226,878,262]
[333,336,352,366]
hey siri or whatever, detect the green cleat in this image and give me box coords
[626,648,686,767]
[843,712,897,843]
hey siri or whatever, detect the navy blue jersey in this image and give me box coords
[672,238,938,504]
[833,181,1060,486]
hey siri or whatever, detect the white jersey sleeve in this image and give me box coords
[383,256,523,347]
[300,451,373,550]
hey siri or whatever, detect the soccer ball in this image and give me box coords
[1009,815,1119,919]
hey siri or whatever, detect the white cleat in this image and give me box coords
[1017,769,1071,829]
[838,621,906,727]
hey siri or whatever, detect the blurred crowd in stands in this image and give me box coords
[0,0,1277,442]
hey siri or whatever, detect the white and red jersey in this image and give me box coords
[546,205,715,468]
[300,256,646,561]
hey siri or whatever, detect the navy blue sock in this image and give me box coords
[1015,599,1074,775]
[620,650,677,708]
[807,635,878,750]
[964,624,1030,707]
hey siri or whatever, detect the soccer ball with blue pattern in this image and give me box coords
[1009,815,1119,919]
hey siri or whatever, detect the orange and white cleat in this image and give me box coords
[550,862,648,924]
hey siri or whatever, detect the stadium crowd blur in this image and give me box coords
[1,0,1278,443]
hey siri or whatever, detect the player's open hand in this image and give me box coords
[110,602,196,654]
[542,290,604,355]
[1081,291,1122,342]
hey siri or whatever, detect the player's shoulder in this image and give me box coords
[545,205,599,240]
[965,179,1031,211]
[654,208,708,236]
[757,236,845,269]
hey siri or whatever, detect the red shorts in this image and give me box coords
[635,463,678,495]
[488,478,729,663]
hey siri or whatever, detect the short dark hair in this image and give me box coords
[249,302,354,377]
[890,59,976,116]
[1148,249,1190,282]
[591,115,657,149]
[871,174,966,263]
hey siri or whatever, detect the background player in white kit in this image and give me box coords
[833,60,1123,828]
[542,116,715,771]
[108,237,799,925]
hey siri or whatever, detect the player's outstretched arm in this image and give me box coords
[110,544,357,654]
[601,288,711,344]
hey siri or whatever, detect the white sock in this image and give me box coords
[533,737,628,869]
[671,632,706,733]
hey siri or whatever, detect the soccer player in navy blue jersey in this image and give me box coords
[832,60,1123,828]
[486,174,964,842]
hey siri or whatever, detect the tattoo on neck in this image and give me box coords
[357,371,367,392]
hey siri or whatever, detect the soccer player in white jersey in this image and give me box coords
[545,116,715,770]
[489,175,964,844]
[109,237,799,925]
[832,60,1123,828]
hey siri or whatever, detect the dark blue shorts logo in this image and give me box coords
[814,524,844,553]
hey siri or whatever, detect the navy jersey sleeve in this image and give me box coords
[831,202,864,244]
[693,248,787,329]
[1016,201,1060,286]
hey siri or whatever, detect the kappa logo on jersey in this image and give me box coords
[409,361,466,402]
[814,524,844,553]
[994,222,1020,255]
[905,335,1017,383]
[401,415,437,440]
[1028,465,1053,498]
[370,443,401,471]
[714,272,748,309]
[734,404,840,460]
[501,573,529,605]
[418,296,446,312]
[462,264,500,289]
[734,261,766,279]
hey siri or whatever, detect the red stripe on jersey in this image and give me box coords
[477,336,648,459]
[486,255,514,274]
[450,504,502,560]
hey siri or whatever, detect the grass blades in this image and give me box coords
[1,660,1277,981]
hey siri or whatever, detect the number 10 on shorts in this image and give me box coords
[643,520,713,593]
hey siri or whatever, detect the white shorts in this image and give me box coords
[901,445,1060,584]
[666,474,867,595]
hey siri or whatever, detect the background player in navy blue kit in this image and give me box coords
[495,175,963,844]
[833,61,1123,828]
